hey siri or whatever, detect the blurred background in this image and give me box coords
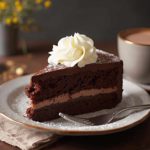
[0,0,150,86]
[21,0,150,43]
[1,0,150,82]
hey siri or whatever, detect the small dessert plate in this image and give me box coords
[0,75,150,136]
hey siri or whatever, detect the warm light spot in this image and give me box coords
[15,1,23,12]
[44,0,52,8]
[12,16,19,24]
[35,0,43,4]
[16,67,25,76]
[6,60,15,67]
[0,2,7,10]
[5,17,12,25]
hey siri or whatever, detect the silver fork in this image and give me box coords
[59,104,150,126]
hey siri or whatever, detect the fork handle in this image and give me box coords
[107,104,150,124]
[118,104,150,112]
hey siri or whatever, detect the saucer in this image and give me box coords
[137,83,150,91]
[123,75,150,91]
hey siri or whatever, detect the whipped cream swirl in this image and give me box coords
[48,33,98,67]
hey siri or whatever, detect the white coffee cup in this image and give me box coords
[118,28,150,84]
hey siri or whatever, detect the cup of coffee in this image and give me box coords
[118,28,150,84]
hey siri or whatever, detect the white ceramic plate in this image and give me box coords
[0,75,150,135]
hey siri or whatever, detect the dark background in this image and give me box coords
[20,0,150,42]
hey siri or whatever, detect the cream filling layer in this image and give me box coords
[31,87,117,110]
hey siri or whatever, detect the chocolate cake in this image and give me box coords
[25,33,123,122]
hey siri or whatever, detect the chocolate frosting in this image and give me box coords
[35,50,121,77]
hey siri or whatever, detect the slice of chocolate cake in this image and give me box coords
[25,33,123,122]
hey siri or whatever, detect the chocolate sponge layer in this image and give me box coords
[26,65,122,104]
[26,92,121,122]
[26,50,123,104]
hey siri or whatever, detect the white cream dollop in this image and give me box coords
[48,33,98,67]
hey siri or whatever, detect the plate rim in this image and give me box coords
[0,75,150,135]
[0,110,149,136]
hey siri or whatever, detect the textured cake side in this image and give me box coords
[26,92,121,122]
[25,63,122,103]
[25,50,123,121]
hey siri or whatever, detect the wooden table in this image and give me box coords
[0,41,150,150]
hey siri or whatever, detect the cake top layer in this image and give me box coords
[36,49,121,76]
[34,33,121,76]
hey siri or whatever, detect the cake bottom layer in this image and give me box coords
[26,92,121,122]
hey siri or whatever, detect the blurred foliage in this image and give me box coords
[0,0,52,31]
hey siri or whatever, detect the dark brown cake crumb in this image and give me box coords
[25,50,123,122]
